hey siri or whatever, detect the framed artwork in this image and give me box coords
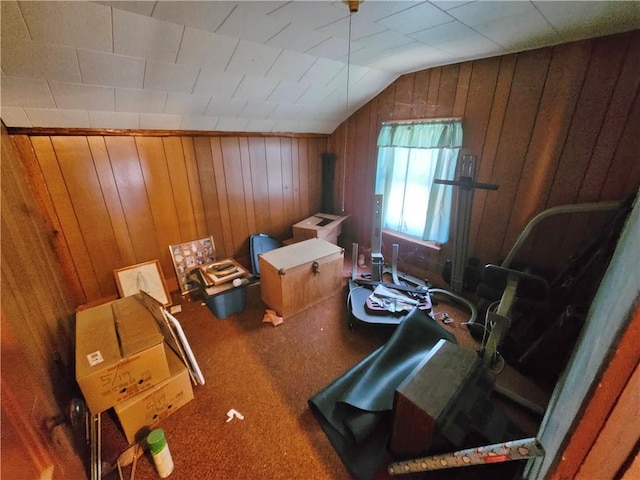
[139,291,205,386]
[113,260,171,307]
[169,236,216,295]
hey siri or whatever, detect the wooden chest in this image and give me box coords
[259,238,344,318]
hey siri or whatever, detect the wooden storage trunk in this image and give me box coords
[259,238,344,318]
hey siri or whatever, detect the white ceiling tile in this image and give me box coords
[176,28,238,70]
[305,36,359,60]
[25,108,91,128]
[375,2,454,34]
[152,1,234,32]
[268,2,348,30]
[315,14,389,42]
[0,106,31,127]
[1,76,55,108]
[113,8,183,62]
[411,20,476,46]
[233,75,280,102]
[298,58,345,86]
[1,1,30,39]
[534,1,640,40]
[266,50,317,82]
[164,93,211,115]
[216,4,290,43]
[180,115,219,131]
[436,33,504,58]
[269,103,307,120]
[0,37,81,82]
[95,1,157,17]
[193,70,244,97]
[215,116,250,132]
[325,64,371,91]
[447,1,537,27]
[226,40,282,76]
[115,88,167,113]
[356,29,415,52]
[265,24,332,53]
[429,1,476,12]
[475,11,559,50]
[238,101,278,120]
[246,118,278,132]
[204,97,247,117]
[296,84,338,107]
[366,42,458,73]
[267,81,310,103]
[346,46,394,67]
[49,82,115,111]
[89,110,140,129]
[139,113,182,129]
[19,1,112,52]
[78,49,145,89]
[143,60,200,93]
[349,1,425,23]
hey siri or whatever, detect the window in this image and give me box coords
[375,119,463,244]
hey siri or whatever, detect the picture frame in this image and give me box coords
[113,260,171,307]
[138,291,205,386]
[169,236,217,295]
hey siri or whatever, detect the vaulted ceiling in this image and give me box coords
[1,1,638,133]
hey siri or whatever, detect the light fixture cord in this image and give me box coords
[341,10,353,213]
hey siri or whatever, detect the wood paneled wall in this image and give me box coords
[14,134,327,304]
[1,123,86,478]
[329,30,639,279]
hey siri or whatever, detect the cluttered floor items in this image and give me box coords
[84,228,548,480]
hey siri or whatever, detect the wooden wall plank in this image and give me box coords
[163,137,199,242]
[181,137,208,239]
[135,136,183,276]
[393,74,414,119]
[87,136,137,268]
[411,70,431,118]
[291,137,302,221]
[31,136,101,300]
[452,62,472,118]
[193,136,224,252]
[297,138,310,215]
[10,135,85,304]
[265,137,286,238]
[531,33,631,271]
[210,137,234,258]
[280,137,295,234]
[104,136,161,264]
[52,136,124,296]
[576,362,639,479]
[501,41,592,263]
[473,49,552,265]
[466,55,516,265]
[239,137,258,236]
[436,64,459,118]
[248,137,271,235]
[220,137,249,256]
[426,67,441,117]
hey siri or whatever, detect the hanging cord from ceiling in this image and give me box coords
[341,1,360,212]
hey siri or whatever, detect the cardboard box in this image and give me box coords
[259,238,344,318]
[115,347,194,443]
[292,213,348,244]
[75,294,170,414]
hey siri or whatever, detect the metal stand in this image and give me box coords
[371,194,384,282]
[434,155,498,294]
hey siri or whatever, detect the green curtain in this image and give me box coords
[375,119,463,243]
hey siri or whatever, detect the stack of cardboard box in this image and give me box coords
[75,294,194,443]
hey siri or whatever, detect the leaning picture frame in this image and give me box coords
[113,260,171,307]
[169,236,216,295]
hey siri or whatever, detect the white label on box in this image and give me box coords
[87,350,104,366]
